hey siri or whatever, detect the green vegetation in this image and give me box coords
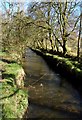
[35,49,82,80]
[27,1,82,61]
[4,63,21,77]
[0,1,82,118]
[0,52,28,119]
[46,52,82,73]
[1,1,82,63]
[1,87,28,119]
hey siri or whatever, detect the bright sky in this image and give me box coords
[0,0,81,15]
[0,0,81,3]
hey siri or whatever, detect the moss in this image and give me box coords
[32,48,82,79]
[37,49,82,80]
[2,89,28,119]
[76,68,81,72]
[72,61,82,70]
[2,62,23,87]
[0,52,7,57]
[4,63,21,76]
[45,53,53,57]
[52,55,82,73]
[0,52,28,119]
[65,61,73,68]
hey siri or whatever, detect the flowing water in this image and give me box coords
[23,49,82,119]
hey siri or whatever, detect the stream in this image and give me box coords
[23,48,82,119]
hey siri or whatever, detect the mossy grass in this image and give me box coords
[0,51,7,57]
[44,52,82,72]
[0,52,28,119]
[4,63,21,76]
[33,48,82,80]
[1,88,28,119]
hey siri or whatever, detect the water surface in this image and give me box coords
[23,49,82,119]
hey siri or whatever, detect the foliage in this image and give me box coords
[1,1,82,62]
[27,1,82,60]
[2,7,31,63]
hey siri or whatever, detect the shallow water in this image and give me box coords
[23,49,82,119]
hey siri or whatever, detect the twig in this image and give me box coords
[28,73,47,87]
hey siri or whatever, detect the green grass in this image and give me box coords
[1,89,28,119]
[0,52,28,119]
[33,48,82,76]
[0,51,7,57]
[4,63,21,76]
[2,63,21,87]
[36,49,82,77]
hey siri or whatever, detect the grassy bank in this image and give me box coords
[0,52,28,119]
[32,48,82,93]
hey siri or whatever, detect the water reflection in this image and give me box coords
[23,49,82,119]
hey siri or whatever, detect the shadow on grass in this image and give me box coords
[2,59,16,64]
[2,73,15,80]
[0,89,19,100]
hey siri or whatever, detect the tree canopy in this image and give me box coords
[1,1,82,62]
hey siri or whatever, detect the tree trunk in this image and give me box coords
[63,39,67,55]
[80,13,82,62]
[77,13,81,61]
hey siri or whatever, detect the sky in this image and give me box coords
[0,0,81,15]
[0,0,81,3]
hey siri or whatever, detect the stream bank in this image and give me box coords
[23,48,82,119]
[31,48,82,94]
[0,51,28,119]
